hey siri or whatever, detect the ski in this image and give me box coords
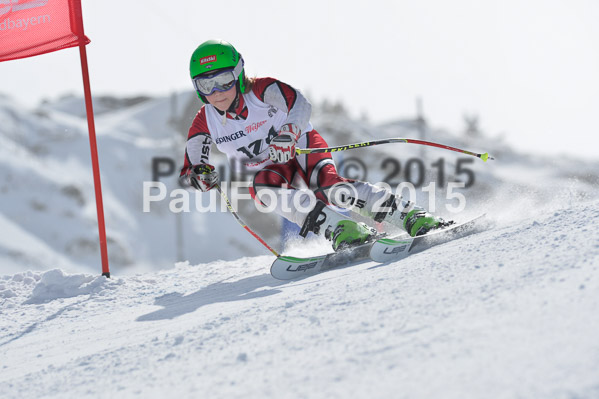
[270,215,486,280]
[369,214,485,263]
[270,240,374,280]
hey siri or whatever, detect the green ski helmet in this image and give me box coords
[190,39,245,103]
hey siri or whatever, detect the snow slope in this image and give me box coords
[2,91,599,397]
[1,198,598,398]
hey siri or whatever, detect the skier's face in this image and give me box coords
[206,84,237,112]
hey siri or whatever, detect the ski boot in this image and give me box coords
[300,200,377,251]
[403,209,451,237]
[326,220,377,251]
[374,196,453,237]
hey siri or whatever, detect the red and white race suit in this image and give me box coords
[181,77,398,227]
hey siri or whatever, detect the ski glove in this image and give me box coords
[183,164,219,192]
[268,123,301,163]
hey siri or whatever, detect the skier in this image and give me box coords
[179,39,451,251]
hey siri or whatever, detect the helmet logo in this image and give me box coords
[199,55,216,64]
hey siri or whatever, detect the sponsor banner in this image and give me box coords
[0,0,90,62]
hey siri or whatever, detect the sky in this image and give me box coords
[1,0,598,160]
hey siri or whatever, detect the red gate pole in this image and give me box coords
[78,43,110,278]
[71,0,110,277]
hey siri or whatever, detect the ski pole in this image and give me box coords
[216,183,280,257]
[296,138,494,161]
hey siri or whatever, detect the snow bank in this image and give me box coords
[1,271,42,305]
[1,269,111,306]
[24,269,109,304]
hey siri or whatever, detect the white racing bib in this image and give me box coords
[205,92,312,172]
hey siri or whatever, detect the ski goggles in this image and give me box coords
[192,58,244,96]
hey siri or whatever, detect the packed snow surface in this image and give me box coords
[2,199,598,398]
